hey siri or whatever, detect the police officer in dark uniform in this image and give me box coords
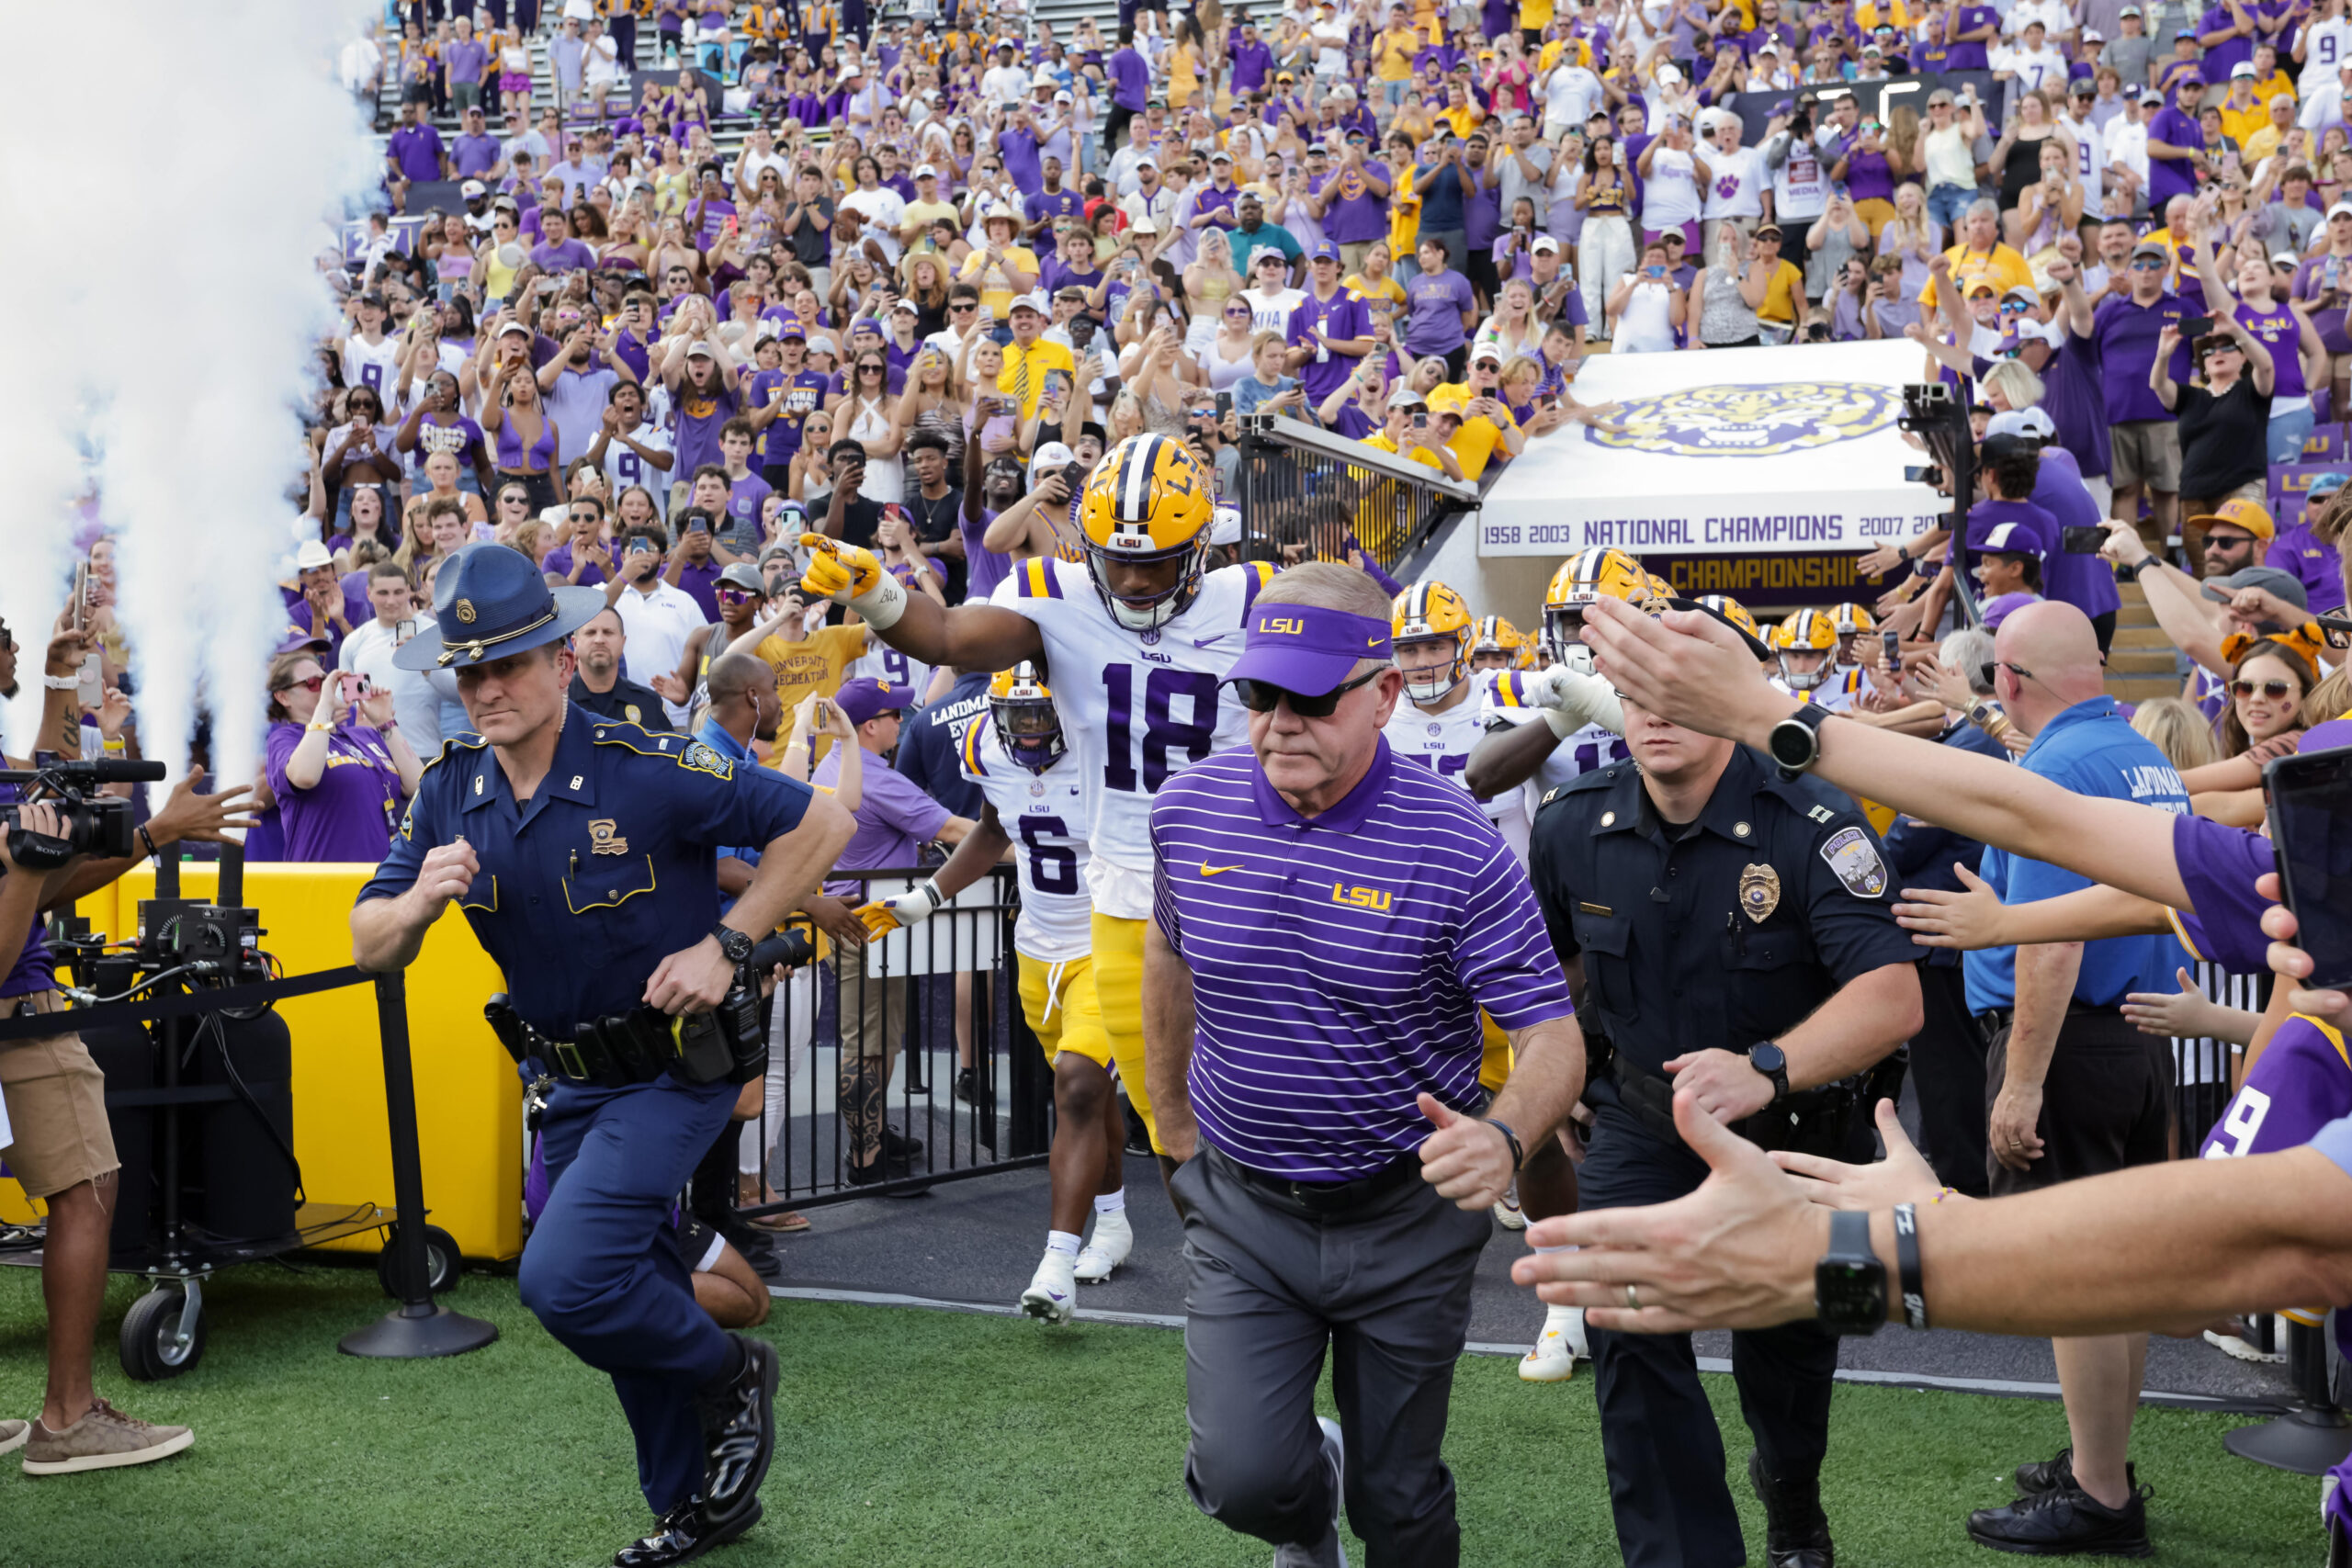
[353,545,854,1568]
[1526,638,1922,1568]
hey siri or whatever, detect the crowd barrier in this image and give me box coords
[740,863,1057,1214]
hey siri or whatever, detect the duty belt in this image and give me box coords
[1606,1053,1905,1157]
[482,994,741,1089]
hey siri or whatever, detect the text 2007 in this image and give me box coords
[1857,516,1915,537]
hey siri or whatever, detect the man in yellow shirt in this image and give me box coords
[997,293,1078,421]
[1424,347,1526,479]
[1917,199,2037,310]
[1852,0,1911,31]
[2240,92,2296,165]
[1374,2,1420,115]
[753,599,870,762]
[2218,62,2272,146]
[1363,387,1468,479]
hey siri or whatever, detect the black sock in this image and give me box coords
[699,1334,749,1399]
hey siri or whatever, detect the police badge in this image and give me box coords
[1819,825,1889,897]
[1738,863,1781,924]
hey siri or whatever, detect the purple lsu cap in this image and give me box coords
[1981,591,2039,629]
[1224,604,1395,695]
[833,676,912,726]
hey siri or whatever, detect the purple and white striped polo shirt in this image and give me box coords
[1150,738,1574,1183]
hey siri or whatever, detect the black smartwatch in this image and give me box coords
[1746,1040,1790,1104]
[1815,1209,1886,1336]
[710,925,755,965]
[1767,702,1834,781]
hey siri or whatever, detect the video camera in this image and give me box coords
[0,757,165,869]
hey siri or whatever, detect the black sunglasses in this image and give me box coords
[1233,668,1382,718]
[1979,659,2037,690]
[2315,614,2352,650]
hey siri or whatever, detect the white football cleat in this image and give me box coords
[1491,1187,1526,1230]
[1520,1303,1589,1382]
[1074,1210,1133,1283]
[1019,1250,1078,1325]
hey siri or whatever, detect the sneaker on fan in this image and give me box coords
[1519,1303,1589,1383]
[1074,1211,1133,1284]
[1492,1188,1526,1230]
[1019,1249,1079,1325]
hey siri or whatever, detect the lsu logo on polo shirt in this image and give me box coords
[1331,881,1392,911]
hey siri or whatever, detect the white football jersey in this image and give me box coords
[1384,670,1532,863]
[848,638,934,710]
[1477,669,1631,829]
[990,555,1275,910]
[960,710,1094,962]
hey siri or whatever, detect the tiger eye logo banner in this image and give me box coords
[1476,341,1949,558]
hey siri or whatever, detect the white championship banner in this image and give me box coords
[1477,339,1949,559]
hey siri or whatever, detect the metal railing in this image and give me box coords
[740,863,1056,1213]
[1234,413,1482,575]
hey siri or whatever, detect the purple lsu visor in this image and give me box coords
[1224,604,1396,695]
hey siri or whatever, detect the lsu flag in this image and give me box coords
[1478,340,1949,558]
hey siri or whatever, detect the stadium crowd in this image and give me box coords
[5,2,2352,1565]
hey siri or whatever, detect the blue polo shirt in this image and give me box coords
[1149,738,1574,1182]
[1965,698,2192,1013]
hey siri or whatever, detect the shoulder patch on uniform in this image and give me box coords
[679,739,735,779]
[1807,804,1836,824]
[1819,824,1888,897]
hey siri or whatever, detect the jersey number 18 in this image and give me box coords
[1102,665,1219,793]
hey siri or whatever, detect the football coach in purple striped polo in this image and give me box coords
[1143,563,1587,1568]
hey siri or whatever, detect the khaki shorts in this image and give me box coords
[0,1025,118,1201]
[2108,419,2181,492]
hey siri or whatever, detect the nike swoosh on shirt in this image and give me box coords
[1199,863,1244,876]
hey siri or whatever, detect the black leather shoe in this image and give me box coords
[613,1496,761,1566]
[1747,1449,1835,1568]
[695,1334,777,1526]
[1967,1479,2154,1558]
[2014,1447,2137,1497]
[953,1066,979,1104]
[882,1125,925,1158]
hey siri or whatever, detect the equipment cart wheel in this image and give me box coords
[120,1283,206,1382]
[377,1223,461,1298]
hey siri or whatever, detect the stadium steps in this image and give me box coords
[2104,581,2180,704]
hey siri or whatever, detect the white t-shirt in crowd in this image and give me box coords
[1643,145,1702,228]
[1701,143,1765,220]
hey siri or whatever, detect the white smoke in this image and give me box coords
[0,0,382,782]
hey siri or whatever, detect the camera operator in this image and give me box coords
[1,622,255,1475]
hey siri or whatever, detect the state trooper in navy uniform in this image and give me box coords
[1523,614,1922,1568]
[352,544,854,1568]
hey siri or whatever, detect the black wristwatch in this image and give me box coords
[1767,702,1835,781]
[1746,1040,1790,1105]
[1815,1209,1886,1336]
[710,925,755,965]
[1484,1117,1525,1173]
[2115,556,2150,582]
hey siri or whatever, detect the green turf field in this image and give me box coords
[0,1263,2322,1567]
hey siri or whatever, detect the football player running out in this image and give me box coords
[1769,609,1859,712]
[1463,547,1643,814]
[1467,615,1530,674]
[856,664,1129,1323]
[800,434,1275,1189]
[1385,583,1532,858]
